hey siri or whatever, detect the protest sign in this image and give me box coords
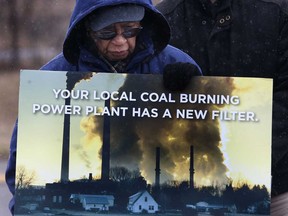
[15,70,272,215]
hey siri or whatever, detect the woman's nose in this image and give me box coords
[111,31,127,44]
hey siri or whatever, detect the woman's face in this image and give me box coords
[89,21,142,61]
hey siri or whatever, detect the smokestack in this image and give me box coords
[155,147,161,188]
[190,145,195,190]
[89,173,93,181]
[61,72,94,183]
[60,95,70,183]
[61,72,88,183]
[60,73,76,183]
[101,97,110,181]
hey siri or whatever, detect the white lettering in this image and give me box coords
[52,89,89,100]
[32,104,82,115]
[176,109,207,119]
[211,110,257,121]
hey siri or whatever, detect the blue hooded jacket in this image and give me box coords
[5,0,200,213]
[42,0,201,73]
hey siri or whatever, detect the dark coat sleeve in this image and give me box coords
[5,120,17,214]
[271,9,288,196]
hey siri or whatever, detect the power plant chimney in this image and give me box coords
[155,147,161,189]
[60,72,94,183]
[60,95,70,183]
[190,145,195,190]
[89,173,93,181]
[60,72,78,183]
[60,97,71,183]
[60,72,89,183]
[101,97,110,181]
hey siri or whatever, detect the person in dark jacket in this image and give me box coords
[5,0,201,214]
[156,0,288,198]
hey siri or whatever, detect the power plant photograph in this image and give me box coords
[14,70,272,215]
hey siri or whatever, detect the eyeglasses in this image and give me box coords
[90,26,143,40]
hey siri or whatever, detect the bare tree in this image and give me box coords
[110,166,132,182]
[16,165,36,189]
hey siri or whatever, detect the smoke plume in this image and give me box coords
[79,75,236,187]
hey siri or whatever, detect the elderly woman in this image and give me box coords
[6,0,201,214]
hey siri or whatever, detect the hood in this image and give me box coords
[63,0,170,64]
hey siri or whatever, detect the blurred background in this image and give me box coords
[0,0,161,215]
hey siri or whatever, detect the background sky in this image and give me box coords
[16,70,272,192]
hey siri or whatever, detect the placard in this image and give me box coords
[15,70,272,215]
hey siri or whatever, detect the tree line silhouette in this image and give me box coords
[15,166,270,215]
